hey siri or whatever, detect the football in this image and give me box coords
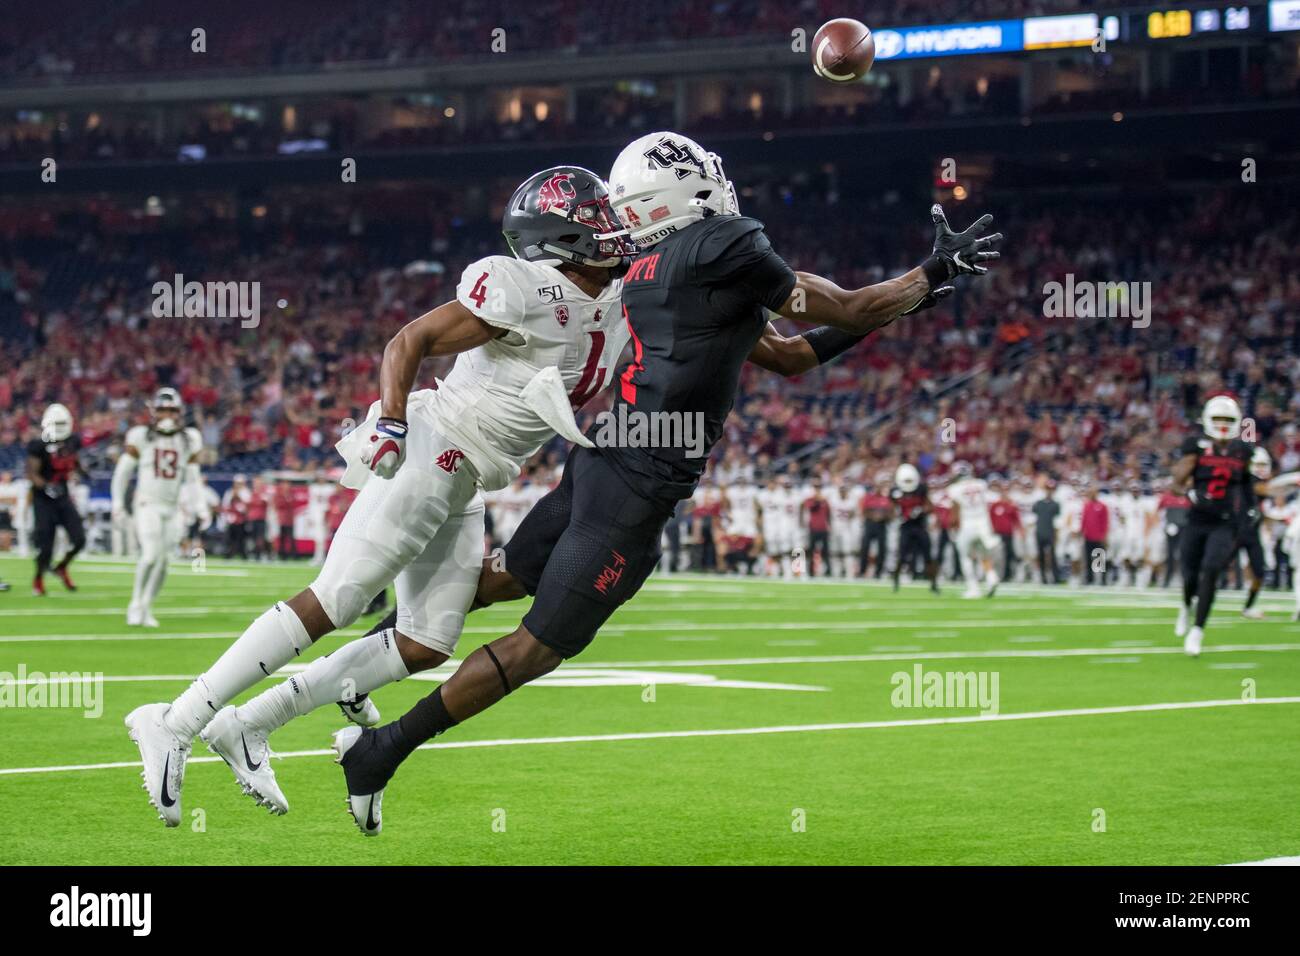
[811,18,875,83]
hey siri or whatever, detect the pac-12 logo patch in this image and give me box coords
[435,448,466,474]
[555,305,570,327]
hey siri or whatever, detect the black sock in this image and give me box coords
[1196,576,1217,628]
[394,685,459,755]
[1244,586,1260,611]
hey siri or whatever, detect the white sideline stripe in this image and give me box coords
[3,696,1297,777]
[5,647,1294,676]
[1225,856,1300,866]
[576,643,1300,668]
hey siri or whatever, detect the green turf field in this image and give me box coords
[1,553,1298,865]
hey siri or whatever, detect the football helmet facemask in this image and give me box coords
[41,403,73,444]
[502,166,635,268]
[895,463,921,493]
[1201,395,1242,442]
[151,387,184,435]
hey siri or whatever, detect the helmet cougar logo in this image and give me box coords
[537,173,576,214]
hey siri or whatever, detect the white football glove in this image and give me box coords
[359,417,409,479]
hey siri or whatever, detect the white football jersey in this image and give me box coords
[126,425,202,509]
[949,477,993,531]
[430,256,626,486]
[829,488,861,530]
[725,483,759,537]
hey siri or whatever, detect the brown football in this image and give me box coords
[811,18,875,83]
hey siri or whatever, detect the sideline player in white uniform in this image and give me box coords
[125,166,634,825]
[721,478,760,573]
[111,388,207,627]
[947,462,1000,598]
[828,477,861,578]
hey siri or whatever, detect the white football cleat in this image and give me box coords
[126,605,143,627]
[200,706,288,815]
[333,726,383,836]
[1174,605,1190,638]
[1241,607,1265,621]
[125,703,191,827]
[142,612,160,628]
[962,588,982,600]
[1183,625,1204,658]
[337,694,380,727]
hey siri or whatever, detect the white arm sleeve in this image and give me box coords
[111,453,138,511]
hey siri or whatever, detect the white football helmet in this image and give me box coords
[950,460,973,480]
[1250,446,1272,480]
[41,403,73,443]
[606,132,739,247]
[151,387,184,435]
[895,463,921,493]
[1201,395,1242,441]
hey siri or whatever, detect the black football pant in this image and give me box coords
[33,493,85,578]
[859,521,886,576]
[1036,537,1059,584]
[807,530,831,577]
[1181,518,1236,628]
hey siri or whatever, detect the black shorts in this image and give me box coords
[503,447,674,658]
[1181,517,1236,580]
[1236,523,1266,579]
[898,521,931,564]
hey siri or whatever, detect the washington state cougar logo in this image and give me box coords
[435,448,466,474]
[537,173,576,213]
[554,305,570,327]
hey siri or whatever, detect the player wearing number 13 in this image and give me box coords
[1170,395,1269,656]
[112,387,207,627]
[125,166,635,826]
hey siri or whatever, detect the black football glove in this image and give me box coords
[899,284,955,316]
[925,204,1002,282]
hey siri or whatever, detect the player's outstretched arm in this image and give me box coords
[378,300,501,421]
[773,204,1000,338]
[359,300,503,480]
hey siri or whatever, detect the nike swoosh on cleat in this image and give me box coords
[365,795,379,831]
[160,753,176,807]
[241,733,262,771]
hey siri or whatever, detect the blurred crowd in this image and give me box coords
[3,0,1101,80]
[2,175,1299,495]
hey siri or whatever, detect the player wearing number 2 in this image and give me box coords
[125,166,637,825]
[1170,395,1270,656]
[112,387,208,627]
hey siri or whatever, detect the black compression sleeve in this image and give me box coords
[800,326,869,365]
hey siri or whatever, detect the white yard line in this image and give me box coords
[1225,856,1300,866]
[3,696,1296,777]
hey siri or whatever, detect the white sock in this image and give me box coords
[237,629,410,733]
[165,602,311,739]
[129,557,152,612]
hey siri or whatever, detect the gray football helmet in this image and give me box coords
[502,166,635,268]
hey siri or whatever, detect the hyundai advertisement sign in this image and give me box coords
[871,20,1025,60]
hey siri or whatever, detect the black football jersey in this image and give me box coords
[27,434,82,496]
[891,484,929,524]
[601,215,796,503]
[1175,434,1254,522]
